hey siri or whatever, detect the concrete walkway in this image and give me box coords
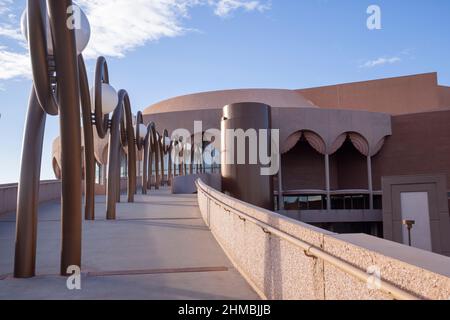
[0,189,259,300]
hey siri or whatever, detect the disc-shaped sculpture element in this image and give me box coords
[21,3,91,54]
[93,57,113,139]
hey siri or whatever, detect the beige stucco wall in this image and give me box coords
[0,181,62,215]
[196,179,450,300]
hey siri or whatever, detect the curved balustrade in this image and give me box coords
[196,178,450,300]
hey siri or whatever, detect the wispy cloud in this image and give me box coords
[360,56,402,68]
[212,0,270,17]
[0,46,31,80]
[0,0,13,15]
[0,24,22,41]
[0,0,270,82]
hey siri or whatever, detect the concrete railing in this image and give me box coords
[196,179,450,300]
[0,178,140,215]
[0,180,62,215]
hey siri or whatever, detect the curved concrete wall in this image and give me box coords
[196,179,450,300]
[143,89,316,115]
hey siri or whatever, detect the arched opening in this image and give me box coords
[282,135,326,190]
[280,131,327,211]
[329,138,369,210]
[331,137,368,190]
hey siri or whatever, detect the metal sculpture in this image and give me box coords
[15,0,139,278]
[106,90,137,220]
[135,111,173,192]
[79,55,138,221]
[15,0,84,278]
[162,129,173,186]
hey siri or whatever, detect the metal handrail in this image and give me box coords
[196,179,420,301]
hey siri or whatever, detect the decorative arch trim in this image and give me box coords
[349,133,369,157]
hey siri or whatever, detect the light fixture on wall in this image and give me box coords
[402,220,415,247]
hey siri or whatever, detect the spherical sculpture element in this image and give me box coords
[90,83,118,115]
[139,124,147,139]
[21,9,53,54]
[21,3,91,54]
[164,137,172,148]
[69,4,91,54]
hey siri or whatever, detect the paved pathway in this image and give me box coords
[0,189,258,300]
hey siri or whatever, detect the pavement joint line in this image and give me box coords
[86,266,230,277]
[0,267,230,280]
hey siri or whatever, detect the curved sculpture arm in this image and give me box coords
[93,56,111,139]
[78,54,96,220]
[27,0,58,115]
[141,123,153,194]
[162,129,171,154]
[135,111,145,151]
[118,89,137,200]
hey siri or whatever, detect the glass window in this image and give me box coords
[323,196,328,210]
[352,195,365,210]
[308,196,323,210]
[299,196,308,210]
[373,195,383,210]
[331,196,344,210]
[284,196,299,210]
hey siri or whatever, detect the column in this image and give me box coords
[325,154,331,211]
[367,155,374,210]
[277,154,284,211]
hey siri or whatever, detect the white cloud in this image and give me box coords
[0,24,22,41]
[0,0,13,15]
[0,0,269,80]
[79,0,270,58]
[78,0,192,58]
[0,46,31,80]
[360,56,401,68]
[212,0,270,17]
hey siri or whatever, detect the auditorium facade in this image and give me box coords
[140,72,450,256]
[50,72,450,255]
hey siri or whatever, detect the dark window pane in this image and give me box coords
[344,196,352,210]
[373,195,383,210]
[331,196,344,210]
[352,195,365,210]
[299,196,308,210]
[308,196,323,210]
[284,197,299,210]
[323,196,328,210]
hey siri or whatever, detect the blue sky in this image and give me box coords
[0,0,450,183]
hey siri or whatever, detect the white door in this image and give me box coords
[400,192,432,251]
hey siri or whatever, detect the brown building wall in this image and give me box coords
[282,141,325,190]
[298,73,443,115]
[372,110,450,191]
[332,141,368,190]
[439,86,450,108]
[281,140,370,191]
